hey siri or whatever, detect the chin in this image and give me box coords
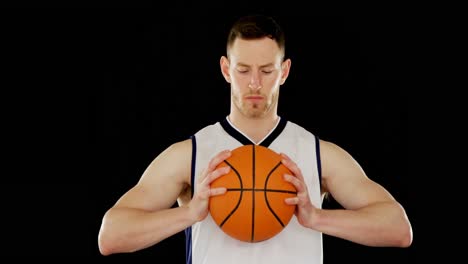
[238,103,269,118]
[245,110,267,118]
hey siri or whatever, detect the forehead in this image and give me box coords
[228,37,283,65]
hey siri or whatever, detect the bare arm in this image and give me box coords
[98,139,194,255]
[317,140,412,246]
[97,139,232,256]
[282,140,412,247]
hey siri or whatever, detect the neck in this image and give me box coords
[228,111,279,144]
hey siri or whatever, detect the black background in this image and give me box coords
[2,8,415,263]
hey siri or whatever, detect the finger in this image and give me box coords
[284,197,299,205]
[202,166,231,185]
[209,187,227,196]
[199,186,228,199]
[280,153,300,174]
[280,153,305,181]
[280,152,295,163]
[198,150,231,183]
[207,150,232,172]
[283,174,306,193]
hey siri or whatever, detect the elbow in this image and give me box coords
[98,210,123,256]
[99,245,112,256]
[378,221,413,248]
[98,232,131,256]
[98,222,135,255]
[397,222,413,248]
[99,231,128,256]
[98,218,122,256]
[381,202,413,248]
[393,204,413,248]
[98,230,115,256]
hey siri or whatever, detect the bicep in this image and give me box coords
[113,139,192,211]
[320,140,395,209]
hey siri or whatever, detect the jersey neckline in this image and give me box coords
[220,116,287,148]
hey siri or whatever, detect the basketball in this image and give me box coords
[209,144,297,243]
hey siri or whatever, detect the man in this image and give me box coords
[98,14,412,263]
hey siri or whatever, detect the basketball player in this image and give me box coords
[98,14,413,263]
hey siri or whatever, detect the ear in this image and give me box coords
[220,56,231,83]
[280,59,291,85]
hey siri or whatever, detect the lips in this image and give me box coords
[245,96,264,100]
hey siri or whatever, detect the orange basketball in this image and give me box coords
[209,144,297,243]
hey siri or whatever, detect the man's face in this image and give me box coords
[225,37,289,118]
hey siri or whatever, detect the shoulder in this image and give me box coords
[193,121,222,137]
[160,138,193,163]
[140,138,193,186]
[283,120,317,141]
[319,139,338,151]
[169,138,192,152]
[165,119,221,161]
[318,139,364,183]
[146,138,194,172]
[318,139,351,162]
[319,139,354,157]
[284,119,311,133]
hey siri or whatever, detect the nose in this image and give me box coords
[248,83,262,90]
[248,73,262,90]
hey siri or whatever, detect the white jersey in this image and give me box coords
[185,117,323,264]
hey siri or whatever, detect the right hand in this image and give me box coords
[189,149,232,222]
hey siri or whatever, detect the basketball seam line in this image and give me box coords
[265,161,287,227]
[251,145,255,242]
[226,188,296,194]
[219,160,243,228]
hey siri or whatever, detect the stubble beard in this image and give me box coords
[232,91,278,119]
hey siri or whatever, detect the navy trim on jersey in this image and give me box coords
[185,226,192,264]
[220,117,287,148]
[260,118,287,147]
[190,135,196,197]
[185,135,197,264]
[315,135,322,189]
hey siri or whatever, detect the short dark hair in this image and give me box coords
[226,14,285,60]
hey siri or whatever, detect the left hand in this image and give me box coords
[280,152,317,228]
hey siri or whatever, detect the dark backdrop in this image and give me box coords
[2,8,415,263]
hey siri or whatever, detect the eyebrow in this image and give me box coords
[236,63,275,68]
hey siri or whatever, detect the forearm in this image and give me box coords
[98,206,195,255]
[312,201,412,247]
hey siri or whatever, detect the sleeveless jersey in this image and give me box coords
[185,117,323,264]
